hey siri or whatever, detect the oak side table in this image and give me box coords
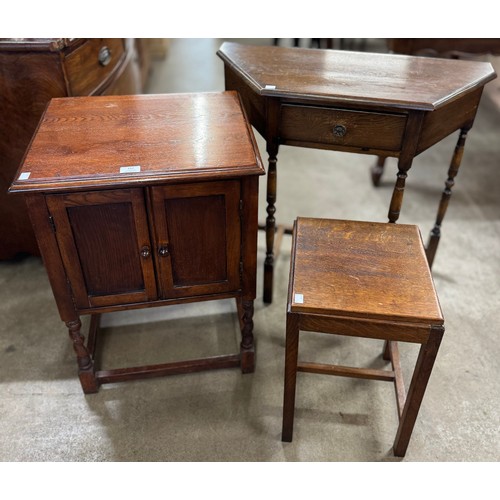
[217,42,496,303]
[10,91,265,394]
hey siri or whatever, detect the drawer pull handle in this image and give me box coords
[98,46,112,67]
[158,245,170,257]
[140,246,151,259]
[333,124,347,137]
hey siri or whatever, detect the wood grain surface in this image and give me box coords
[217,42,496,110]
[290,217,444,324]
[10,91,264,193]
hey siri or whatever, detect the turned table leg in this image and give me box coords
[387,111,424,225]
[66,318,99,394]
[264,142,279,304]
[426,127,470,268]
[388,167,410,224]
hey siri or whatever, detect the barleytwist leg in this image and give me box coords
[426,127,470,268]
[240,300,255,373]
[264,143,279,304]
[66,319,99,394]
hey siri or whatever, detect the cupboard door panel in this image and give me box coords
[46,189,157,308]
[165,194,228,285]
[151,181,241,298]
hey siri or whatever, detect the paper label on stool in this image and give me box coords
[120,165,141,173]
[19,172,31,180]
[294,293,304,304]
[264,84,276,90]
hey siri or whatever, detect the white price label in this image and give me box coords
[119,165,141,173]
[294,293,304,304]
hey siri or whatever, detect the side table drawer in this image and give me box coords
[64,38,125,96]
[280,105,407,152]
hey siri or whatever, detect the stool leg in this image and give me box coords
[282,312,300,442]
[393,326,444,456]
[382,339,391,361]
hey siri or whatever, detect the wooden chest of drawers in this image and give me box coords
[0,38,146,260]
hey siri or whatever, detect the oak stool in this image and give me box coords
[281,218,445,457]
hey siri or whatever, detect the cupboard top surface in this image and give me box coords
[217,42,496,111]
[11,91,264,193]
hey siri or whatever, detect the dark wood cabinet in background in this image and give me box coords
[10,92,264,393]
[0,38,148,260]
[387,38,500,57]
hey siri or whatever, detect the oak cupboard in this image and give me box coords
[10,92,264,393]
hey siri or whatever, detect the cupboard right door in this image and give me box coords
[150,180,241,299]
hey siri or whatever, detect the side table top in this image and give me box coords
[10,91,264,193]
[217,42,496,111]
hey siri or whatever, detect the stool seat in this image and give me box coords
[282,217,445,457]
[290,218,444,325]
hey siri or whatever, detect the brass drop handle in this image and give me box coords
[333,124,347,137]
[98,46,112,67]
[158,245,170,257]
[140,246,151,258]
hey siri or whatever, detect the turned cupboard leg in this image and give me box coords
[66,318,99,394]
[426,127,470,268]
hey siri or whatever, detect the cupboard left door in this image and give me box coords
[46,189,158,309]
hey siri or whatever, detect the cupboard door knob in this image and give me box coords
[98,46,112,67]
[158,245,170,257]
[140,246,151,258]
[333,124,347,137]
